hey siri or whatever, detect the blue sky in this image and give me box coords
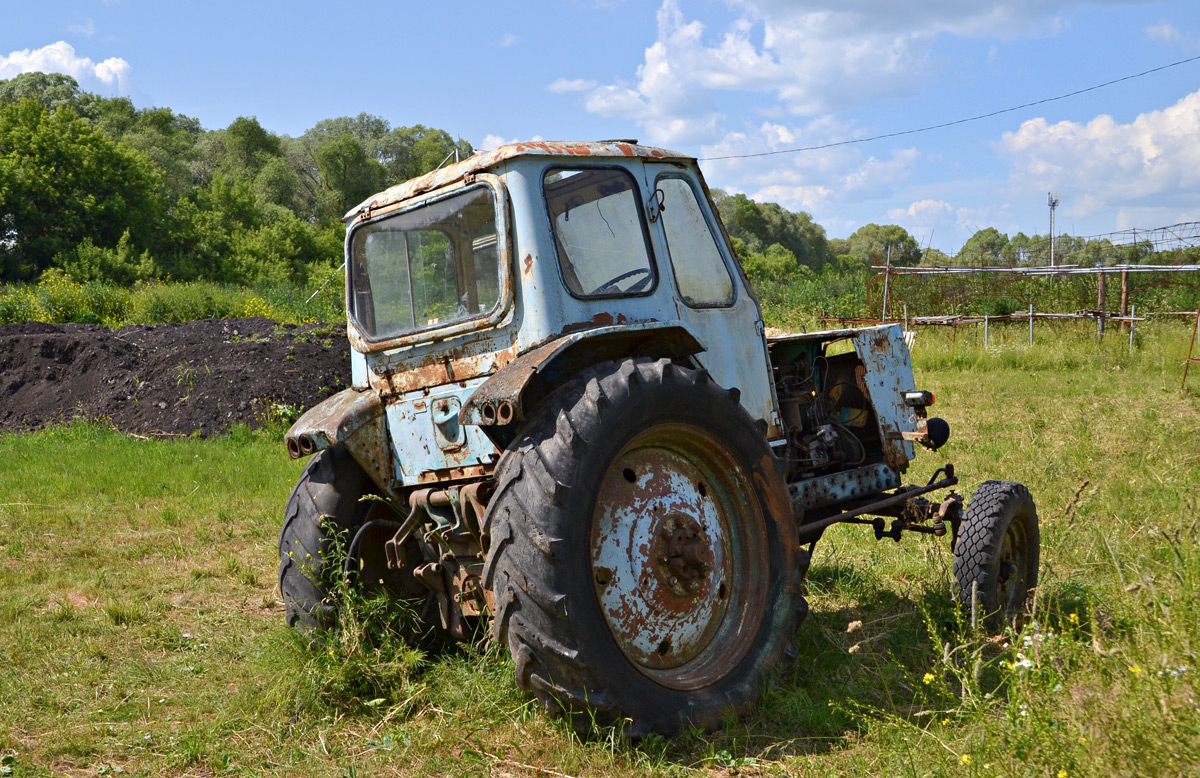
[4,0,1200,253]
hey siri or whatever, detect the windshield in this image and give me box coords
[349,186,500,341]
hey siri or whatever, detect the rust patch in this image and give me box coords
[561,312,616,334]
[523,254,533,275]
[416,463,494,484]
[753,455,792,528]
[369,344,518,397]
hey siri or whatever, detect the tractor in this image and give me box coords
[280,141,1039,735]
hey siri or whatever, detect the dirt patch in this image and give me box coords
[0,318,351,435]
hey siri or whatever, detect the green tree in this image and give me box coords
[290,116,472,223]
[958,227,1009,265]
[712,190,832,270]
[221,116,283,176]
[315,134,387,221]
[0,99,161,281]
[0,72,94,115]
[733,240,810,286]
[843,224,920,266]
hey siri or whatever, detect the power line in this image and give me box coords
[701,53,1200,161]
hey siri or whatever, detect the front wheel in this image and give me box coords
[482,358,806,735]
[954,480,1040,631]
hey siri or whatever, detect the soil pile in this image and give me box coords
[0,318,351,436]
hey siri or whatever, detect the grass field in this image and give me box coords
[1,321,1198,777]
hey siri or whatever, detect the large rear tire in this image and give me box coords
[278,445,376,631]
[954,480,1039,631]
[482,358,807,735]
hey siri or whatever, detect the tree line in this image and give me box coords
[0,72,470,285]
[1,72,1192,294]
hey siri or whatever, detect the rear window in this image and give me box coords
[348,186,500,341]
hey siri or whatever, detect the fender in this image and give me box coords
[460,322,704,428]
[284,388,394,495]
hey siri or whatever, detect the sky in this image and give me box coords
[3,0,1200,253]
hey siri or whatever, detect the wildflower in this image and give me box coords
[1018,704,1029,718]
[960,754,972,765]
[1128,665,1143,676]
[923,672,935,685]
[1079,737,1087,744]
[1068,612,1079,624]
[1010,652,1034,671]
[1058,771,1068,778]
[941,718,950,726]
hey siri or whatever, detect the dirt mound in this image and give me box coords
[0,318,351,436]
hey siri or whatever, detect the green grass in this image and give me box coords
[1,323,1198,776]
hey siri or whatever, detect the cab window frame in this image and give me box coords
[345,180,509,345]
[654,173,740,310]
[541,164,660,301]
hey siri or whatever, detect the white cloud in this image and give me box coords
[843,148,920,196]
[889,199,954,222]
[1145,21,1181,43]
[752,184,832,212]
[496,33,518,48]
[0,41,131,94]
[996,88,1200,220]
[478,133,545,151]
[67,19,97,37]
[696,119,923,230]
[562,0,1134,146]
[547,77,598,93]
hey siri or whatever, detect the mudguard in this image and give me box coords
[460,322,704,427]
[284,388,394,495]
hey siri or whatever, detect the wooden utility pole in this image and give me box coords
[881,246,892,323]
[1119,270,1130,333]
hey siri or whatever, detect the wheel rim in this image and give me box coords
[589,423,770,691]
[997,516,1030,612]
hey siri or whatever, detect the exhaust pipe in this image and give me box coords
[480,401,497,425]
[286,436,302,458]
[496,399,514,426]
[298,434,315,455]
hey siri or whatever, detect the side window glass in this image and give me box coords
[657,177,734,306]
[544,168,655,297]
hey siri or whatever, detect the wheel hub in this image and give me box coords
[655,515,713,595]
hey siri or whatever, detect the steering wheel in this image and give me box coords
[592,267,652,295]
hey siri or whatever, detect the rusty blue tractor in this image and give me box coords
[281,141,1039,735]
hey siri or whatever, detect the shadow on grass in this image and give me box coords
[642,559,962,768]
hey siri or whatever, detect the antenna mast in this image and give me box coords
[1047,192,1060,267]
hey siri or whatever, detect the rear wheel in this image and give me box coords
[279,445,376,631]
[954,480,1039,631]
[483,358,806,735]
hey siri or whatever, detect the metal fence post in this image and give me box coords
[984,315,989,349]
[1129,304,1136,354]
[1029,304,1034,347]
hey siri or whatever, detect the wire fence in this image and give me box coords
[863,222,1200,322]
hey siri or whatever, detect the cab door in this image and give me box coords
[640,162,782,439]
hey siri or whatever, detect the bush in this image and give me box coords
[0,275,347,326]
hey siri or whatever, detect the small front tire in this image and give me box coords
[953,480,1039,631]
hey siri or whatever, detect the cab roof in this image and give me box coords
[345,140,690,222]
